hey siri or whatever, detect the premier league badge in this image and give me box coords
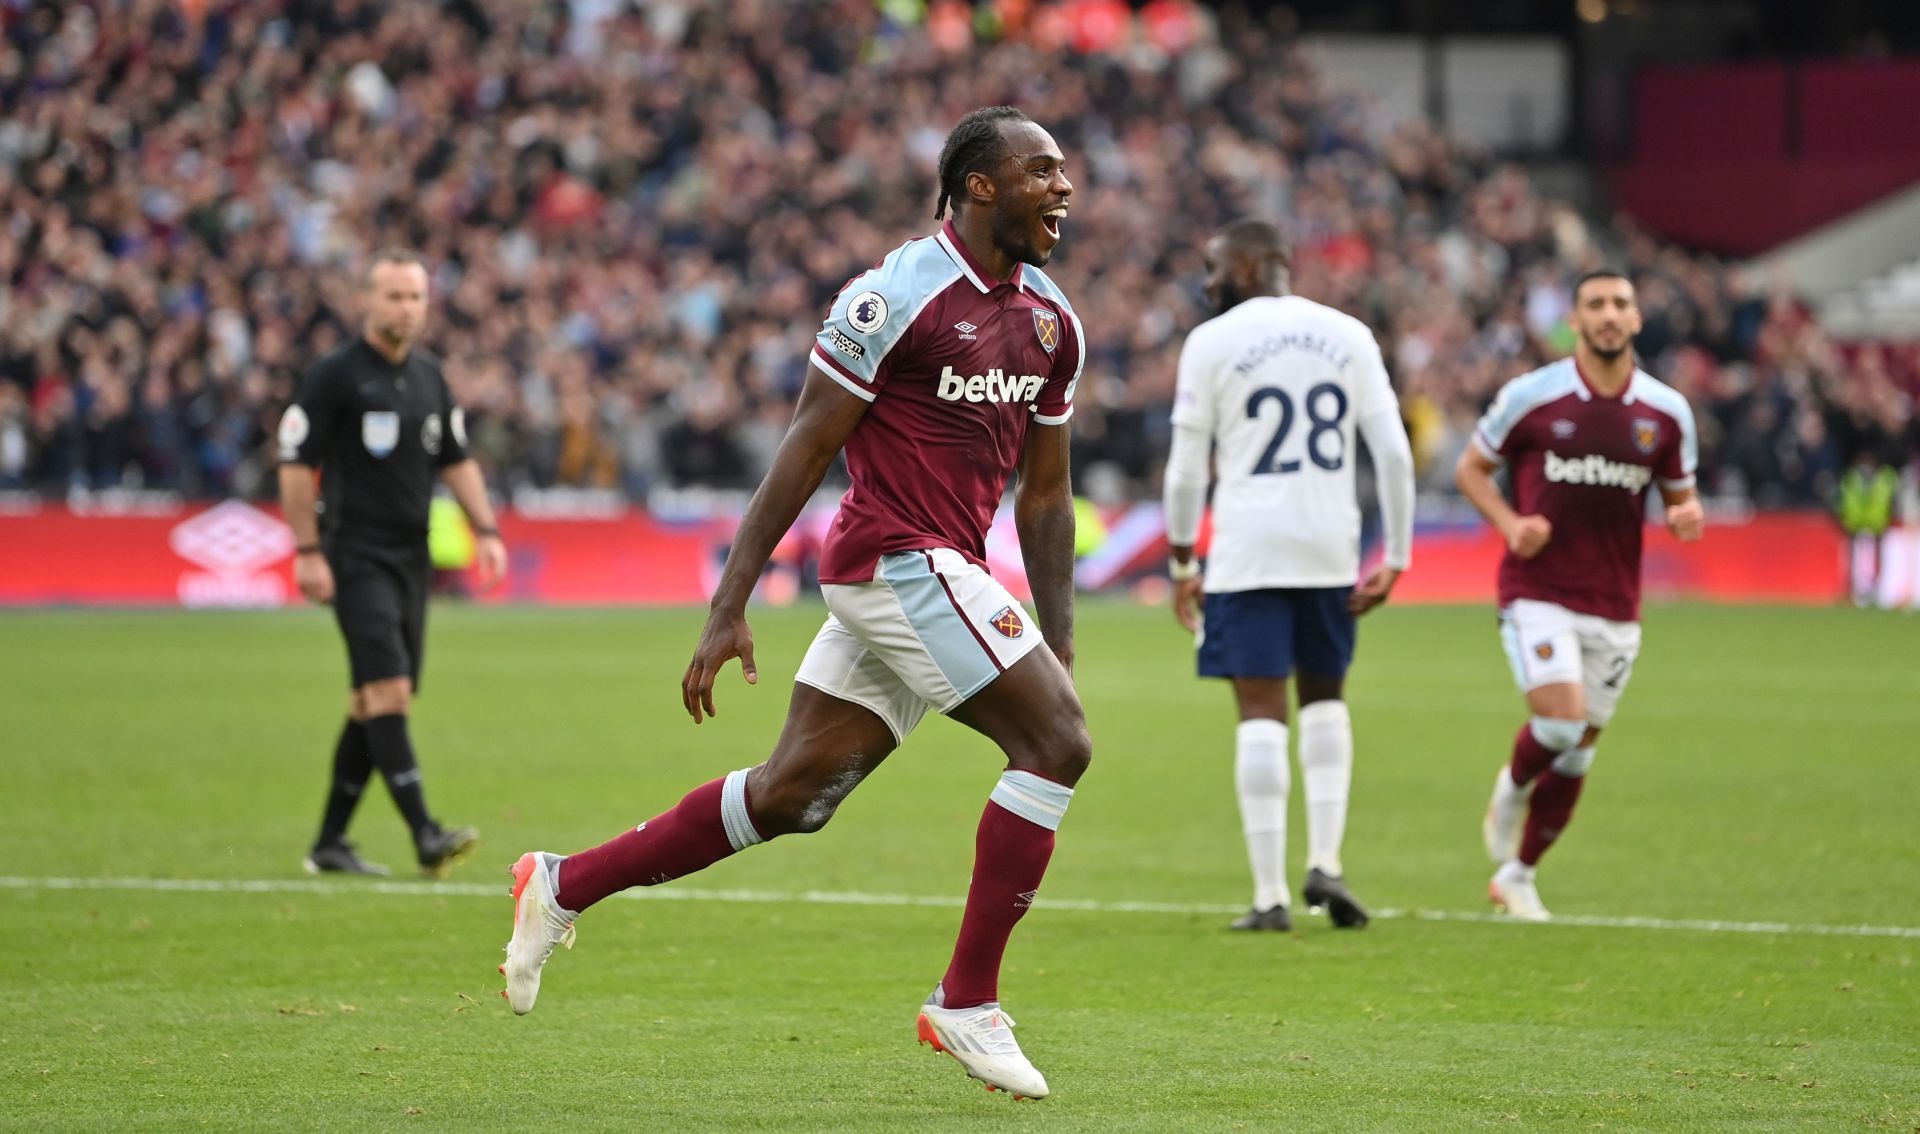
[1032,308,1060,356]
[1632,418,1660,455]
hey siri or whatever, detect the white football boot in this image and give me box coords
[1488,861,1551,922]
[500,852,577,1014]
[1482,766,1531,864]
[916,985,1049,1099]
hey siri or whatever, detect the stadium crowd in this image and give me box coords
[2,0,1915,510]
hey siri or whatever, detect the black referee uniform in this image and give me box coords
[282,338,478,876]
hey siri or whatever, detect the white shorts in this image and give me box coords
[1498,598,1642,728]
[795,548,1044,743]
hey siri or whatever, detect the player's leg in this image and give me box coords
[931,647,1085,1098]
[1292,586,1368,928]
[1198,590,1295,930]
[1227,672,1294,930]
[305,690,384,875]
[1486,601,1587,920]
[843,550,1077,1098]
[1516,615,1640,876]
[502,618,916,1015]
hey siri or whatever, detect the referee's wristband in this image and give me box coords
[474,526,501,538]
[1169,557,1200,582]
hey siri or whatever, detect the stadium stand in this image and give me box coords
[1,0,1913,509]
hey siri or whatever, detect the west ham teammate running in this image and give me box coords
[501,107,1085,1100]
[1163,219,1415,931]
[1455,270,1703,921]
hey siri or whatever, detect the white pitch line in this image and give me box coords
[2,876,1916,940]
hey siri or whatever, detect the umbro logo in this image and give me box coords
[1551,419,1576,438]
[1015,889,1039,908]
[954,321,978,341]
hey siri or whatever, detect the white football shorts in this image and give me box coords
[796,548,1044,743]
[1497,598,1642,728]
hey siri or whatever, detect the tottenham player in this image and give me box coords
[1455,270,1702,921]
[502,108,1085,1100]
[1163,218,1415,931]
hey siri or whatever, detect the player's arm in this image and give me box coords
[277,363,340,604]
[439,459,507,587]
[1352,403,1415,615]
[1454,445,1551,559]
[1163,329,1214,632]
[1016,420,1077,675]
[1660,484,1704,541]
[682,367,870,723]
[1162,419,1211,632]
[1657,404,1703,541]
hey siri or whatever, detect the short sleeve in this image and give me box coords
[809,268,915,403]
[1657,402,1698,491]
[1472,381,1525,462]
[1169,325,1215,432]
[279,360,342,465]
[437,379,470,468]
[1032,303,1083,426]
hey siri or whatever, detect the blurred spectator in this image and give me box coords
[0,0,1910,507]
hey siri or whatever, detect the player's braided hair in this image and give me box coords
[933,106,1032,221]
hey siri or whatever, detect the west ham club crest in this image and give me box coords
[990,606,1025,638]
[1631,418,1660,455]
[1032,308,1060,355]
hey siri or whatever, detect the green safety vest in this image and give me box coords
[1836,466,1897,536]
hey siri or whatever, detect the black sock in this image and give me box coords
[317,719,373,847]
[364,713,433,836]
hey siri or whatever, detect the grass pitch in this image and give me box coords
[1,601,1916,1131]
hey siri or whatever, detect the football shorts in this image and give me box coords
[1196,586,1357,680]
[329,542,430,690]
[798,548,1044,742]
[1498,598,1641,727]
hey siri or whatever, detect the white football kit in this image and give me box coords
[1164,294,1414,588]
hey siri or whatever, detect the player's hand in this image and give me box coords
[1503,514,1553,559]
[1349,565,1401,616]
[294,551,334,605]
[1172,575,1204,633]
[474,533,508,590]
[1666,498,1705,542]
[682,606,757,724]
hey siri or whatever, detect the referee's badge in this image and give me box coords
[361,411,400,458]
[421,413,443,456]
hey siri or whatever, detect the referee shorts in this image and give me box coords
[328,542,430,691]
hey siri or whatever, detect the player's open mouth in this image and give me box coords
[1041,206,1067,238]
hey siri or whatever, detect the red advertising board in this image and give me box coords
[0,501,1854,608]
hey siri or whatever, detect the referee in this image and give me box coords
[277,250,503,877]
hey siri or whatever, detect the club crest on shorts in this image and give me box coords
[361,411,400,458]
[1632,417,1660,455]
[990,605,1025,638]
[1534,642,1554,661]
[1032,308,1060,355]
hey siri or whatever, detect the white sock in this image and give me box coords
[1296,700,1352,877]
[1235,719,1290,911]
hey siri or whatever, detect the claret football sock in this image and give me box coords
[316,718,373,846]
[1508,717,1581,787]
[555,769,764,913]
[364,713,433,834]
[1519,770,1586,866]
[939,771,1074,1011]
